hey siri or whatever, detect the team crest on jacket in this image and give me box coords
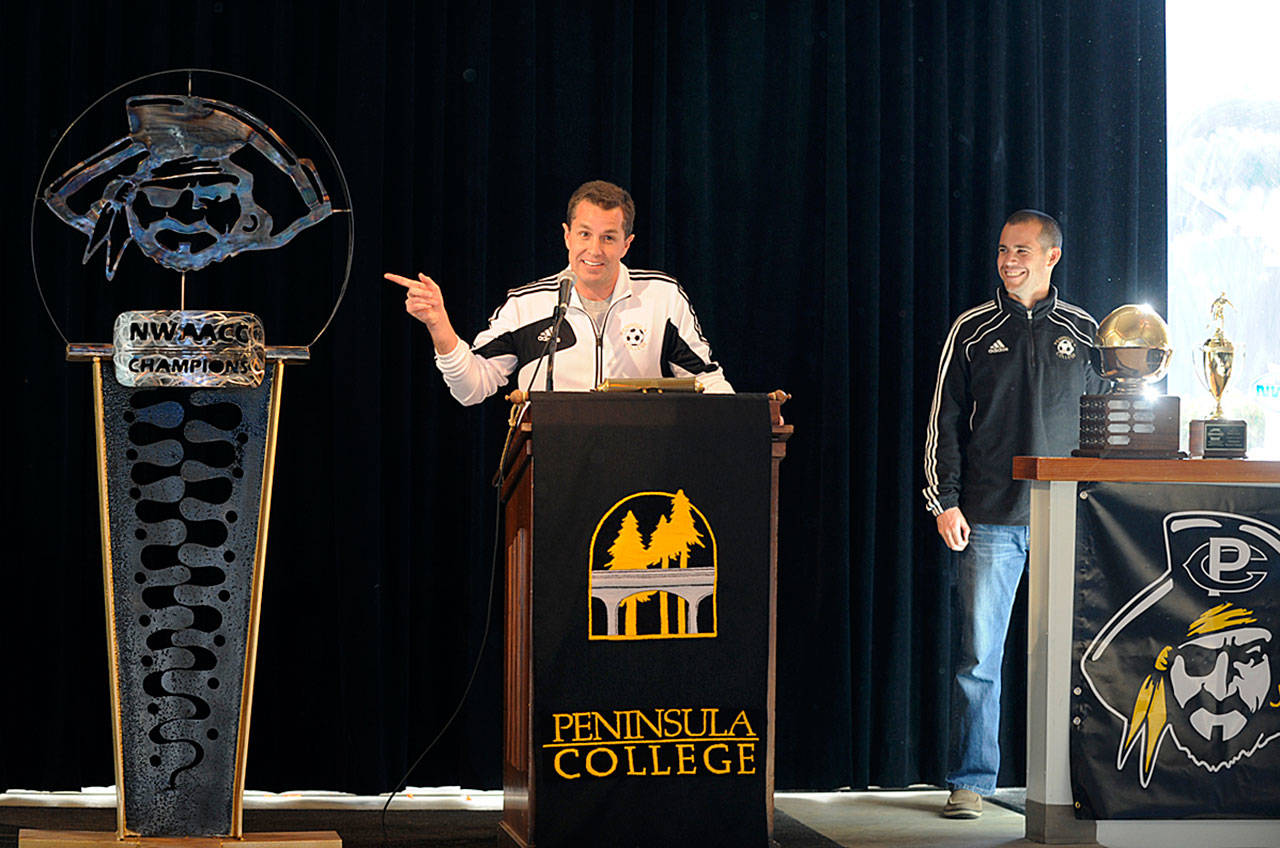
[622,324,647,349]
[1054,336,1078,360]
[1080,511,1280,787]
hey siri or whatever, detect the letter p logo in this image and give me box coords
[1168,512,1277,598]
[1207,537,1256,596]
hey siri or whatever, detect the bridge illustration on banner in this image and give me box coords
[591,567,717,636]
[588,489,719,640]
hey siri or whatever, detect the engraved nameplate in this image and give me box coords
[113,310,266,388]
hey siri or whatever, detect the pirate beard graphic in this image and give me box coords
[1120,603,1277,785]
[1075,498,1280,811]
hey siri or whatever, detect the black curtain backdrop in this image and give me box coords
[0,1,1166,794]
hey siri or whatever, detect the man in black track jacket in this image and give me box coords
[922,210,1104,819]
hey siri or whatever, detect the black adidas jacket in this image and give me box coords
[922,286,1104,524]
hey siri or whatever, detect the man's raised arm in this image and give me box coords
[385,271,460,355]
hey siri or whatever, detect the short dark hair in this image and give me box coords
[567,180,636,236]
[1005,209,1062,250]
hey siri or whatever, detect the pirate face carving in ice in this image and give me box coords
[44,95,332,279]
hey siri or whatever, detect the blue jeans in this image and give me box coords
[947,523,1028,795]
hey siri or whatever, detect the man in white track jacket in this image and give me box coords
[922,210,1103,819]
[387,180,731,404]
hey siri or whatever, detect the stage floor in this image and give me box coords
[0,787,1089,848]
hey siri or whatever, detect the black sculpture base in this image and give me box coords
[98,362,275,837]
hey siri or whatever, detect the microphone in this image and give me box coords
[556,270,575,313]
[545,270,576,391]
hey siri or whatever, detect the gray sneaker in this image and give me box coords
[942,788,982,819]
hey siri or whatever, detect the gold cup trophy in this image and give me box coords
[1075,304,1183,458]
[1189,293,1247,458]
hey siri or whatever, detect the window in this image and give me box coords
[1168,0,1280,458]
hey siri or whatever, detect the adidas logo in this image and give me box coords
[987,339,1009,354]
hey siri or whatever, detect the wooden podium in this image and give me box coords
[1014,456,1280,847]
[497,392,791,848]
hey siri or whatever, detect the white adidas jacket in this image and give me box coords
[434,264,732,405]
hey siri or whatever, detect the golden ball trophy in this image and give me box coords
[1189,293,1247,458]
[1076,304,1183,458]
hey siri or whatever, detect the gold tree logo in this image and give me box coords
[589,490,718,640]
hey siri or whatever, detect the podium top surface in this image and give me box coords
[510,391,793,430]
[1012,455,1280,484]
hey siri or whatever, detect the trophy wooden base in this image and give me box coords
[18,830,342,848]
[1189,418,1247,458]
[1077,393,1182,458]
[1071,447,1187,459]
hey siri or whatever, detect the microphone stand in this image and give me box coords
[544,276,572,391]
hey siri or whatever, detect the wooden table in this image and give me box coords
[1012,457,1280,847]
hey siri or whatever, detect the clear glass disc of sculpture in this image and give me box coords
[31,68,353,348]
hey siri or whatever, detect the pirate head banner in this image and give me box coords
[1072,482,1280,819]
[32,68,352,365]
[531,393,773,847]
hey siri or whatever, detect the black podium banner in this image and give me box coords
[530,393,773,847]
[1071,482,1280,819]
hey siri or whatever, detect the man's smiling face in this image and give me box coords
[996,219,1060,307]
[562,199,633,297]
